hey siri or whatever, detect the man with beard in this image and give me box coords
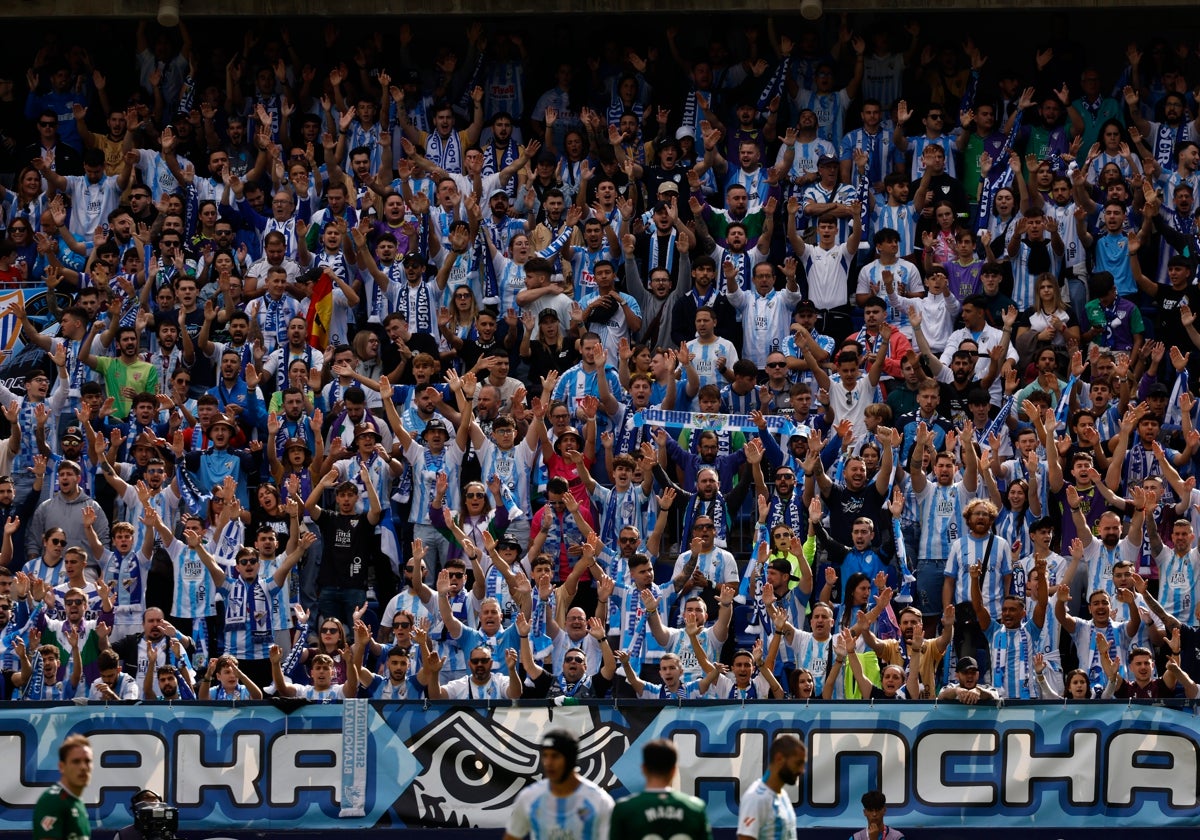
[433,643,522,700]
[736,734,806,840]
[79,325,157,418]
[669,254,739,351]
[27,461,109,574]
[504,731,613,840]
[970,557,1048,699]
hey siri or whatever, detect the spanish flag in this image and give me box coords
[306,268,335,351]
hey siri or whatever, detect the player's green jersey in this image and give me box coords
[611,788,713,840]
[33,784,90,840]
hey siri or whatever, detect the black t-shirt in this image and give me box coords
[251,511,290,556]
[1152,283,1200,361]
[938,380,975,426]
[825,482,889,547]
[317,512,379,590]
[524,340,582,395]
[526,669,614,699]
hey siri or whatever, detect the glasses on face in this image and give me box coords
[237,557,258,566]
[321,627,340,634]
[776,473,795,481]
[469,657,491,665]
[694,524,714,531]
[38,121,56,128]
[465,491,486,499]
[619,536,639,544]
[394,621,412,630]
[64,598,85,606]
[447,572,465,579]
[766,361,787,369]
[8,226,28,233]
[454,292,472,299]
[49,538,66,546]
[494,428,516,435]
[563,656,586,664]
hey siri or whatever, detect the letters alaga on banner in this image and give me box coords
[1,701,1199,832]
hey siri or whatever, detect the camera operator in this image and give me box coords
[114,789,178,840]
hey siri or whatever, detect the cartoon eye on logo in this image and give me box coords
[394,708,627,828]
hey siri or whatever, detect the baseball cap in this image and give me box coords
[817,154,839,167]
[283,437,308,453]
[488,188,509,201]
[675,126,695,140]
[956,656,980,673]
[795,299,818,314]
[657,180,680,195]
[767,558,797,578]
[423,418,449,436]
[61,426,84,443]
[1148,383,1170,398]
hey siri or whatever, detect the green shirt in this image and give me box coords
[33,784,90,840]
[611,789,712,840]
[93,355,158,419]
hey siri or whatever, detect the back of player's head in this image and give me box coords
[641,738,679,777]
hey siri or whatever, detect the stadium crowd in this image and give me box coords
[2,15,1200,704]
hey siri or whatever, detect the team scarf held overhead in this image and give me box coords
[974,111,1024,229]
[1153,121,1187,171]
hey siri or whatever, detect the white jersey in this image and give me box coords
[801,242,853,311]
[1082,538,1138,602]
[727,286,803,366]
[442,672,511,700]
[685,338,739,388]
[737,778,797,840]
[505,777,614,840]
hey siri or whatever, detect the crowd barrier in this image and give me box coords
[2,699,1199,832]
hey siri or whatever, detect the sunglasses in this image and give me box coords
[64,598,85,606]
[38,121,56,127]
[469,657,491,665]
[619,536,639,544]
[237,557,259,566]
[447,572,465,579]
[693,524,715,531]
[49,538,66,546]
[454,292,472,299]
[766,361,787,369]
[465,491,486,499]
[321,627,340,634]
[563,656,586,664]
[394,621,412,630]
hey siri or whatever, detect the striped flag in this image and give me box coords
[306,269,335,351]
